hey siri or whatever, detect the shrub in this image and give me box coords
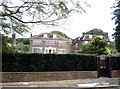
[2,53,120,72]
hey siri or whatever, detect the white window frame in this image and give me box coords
[53,34,57,38]
[89,35,92,38]
[59,49,66,54]
[32,40,42,45]
[58,41,66,46]
[84,41,88,44]
[75,43,78,48]
[32,47,43,53]
[44,34,48,38]
[46,41,55,45]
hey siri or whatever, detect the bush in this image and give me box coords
[110,56,120,70]
[2,53,120,72]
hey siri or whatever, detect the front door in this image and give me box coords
[49,49,51,53]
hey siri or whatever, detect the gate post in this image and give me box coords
[97,55,111,78]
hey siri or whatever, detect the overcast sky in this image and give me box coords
[17,0,116,41]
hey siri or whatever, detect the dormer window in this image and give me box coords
[53,34,57,38]
[89,35,92,38]
[44,34,47,38]
[78,37,80,40]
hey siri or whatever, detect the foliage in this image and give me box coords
[112,1,120,52]
[110,56,120,70]
[2,53,96,72]
[51,30,71,39]
[108,41,116,49]
[0,0,88,35]
[86,28,107,36]
[16,38,29,44]
[82,36,108,55]
[107,41,117,55]
[23,45,29,52]
[2,53,120,72]
[2,35,18,53]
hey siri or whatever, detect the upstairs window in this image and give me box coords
[44,34,48,38]
[75,43,78,48]
[46,41,55,45]
[32,41,42,45]
[89,35,93,38]
[59,41,66,46]
[53,34,57,38]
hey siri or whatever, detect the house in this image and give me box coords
[29,33,70,54]
[72,33,110,53]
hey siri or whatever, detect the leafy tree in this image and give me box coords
[0,0,88,35]
[16,38,29,44]
[82,36,108,55]
[107,41,117,55]
[86,28,107,36]
[112,1,120,52]
[51,30,71,39]
[2,35,18,53]
[23,45,29,52]
[108,41,116,49]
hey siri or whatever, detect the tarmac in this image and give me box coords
[1,77,120,89]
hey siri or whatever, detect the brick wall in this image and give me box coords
[1,70,120,83]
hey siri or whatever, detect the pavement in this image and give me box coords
[1,77,120,89]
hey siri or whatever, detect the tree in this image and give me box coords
[112,1,120,52]
[16,38,29,44]
[82,36,108,55]
[23,45,29,52]
[86,28,107,36]
[51,30,71,39]
[0,0,89,35]
[2,35,18,53]
[107,41,117,55]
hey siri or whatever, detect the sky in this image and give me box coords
[16,0,116,41]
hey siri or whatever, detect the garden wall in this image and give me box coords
[2,70,120,83]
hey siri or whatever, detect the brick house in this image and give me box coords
[29,33,70,54]
[72,33,110,53]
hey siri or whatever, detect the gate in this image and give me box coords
[97,55,111,78]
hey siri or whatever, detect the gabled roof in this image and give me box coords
[30,33,69,41]
[81,33,110,41]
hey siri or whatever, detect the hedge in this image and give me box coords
[2,53,120,72]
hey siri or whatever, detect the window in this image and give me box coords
[78,37,80,40]
[44,34,48,38]
[89,35,92,38]
[75,43,78,48]
[53,34,57,38]
[32,47,43,53]
[46,41,55,45]
[84,41,88,44]
[59,49,66,54]
[32,41,42,45]
[59,41,66,46]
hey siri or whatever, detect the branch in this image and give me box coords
[10,15,62,24]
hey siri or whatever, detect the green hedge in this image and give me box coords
[2,53,120,72]
[110,56,120,70]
